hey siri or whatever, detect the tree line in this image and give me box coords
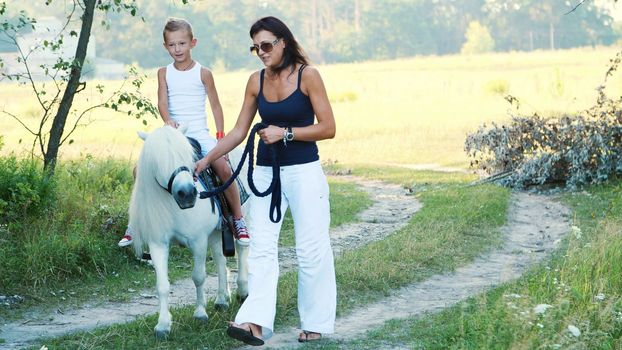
[3,0,619,71]
[0,0,618,173]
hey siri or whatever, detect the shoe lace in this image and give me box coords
[233,218,247,233]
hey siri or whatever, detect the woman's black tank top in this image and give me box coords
[256,65,319,166]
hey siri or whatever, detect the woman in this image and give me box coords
[194,16,336,346]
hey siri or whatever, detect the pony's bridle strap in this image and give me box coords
[160,166,191,194]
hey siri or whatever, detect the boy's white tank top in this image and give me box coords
[166,61,216,156]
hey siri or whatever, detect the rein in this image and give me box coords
[198,122,283,223]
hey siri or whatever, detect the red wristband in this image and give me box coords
[216,131,225,140]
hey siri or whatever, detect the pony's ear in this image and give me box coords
[178,123,189,135]
[137,131,149,141]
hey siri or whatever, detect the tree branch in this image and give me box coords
[2,110,37,136]
[564,0,588,15]
[60,102,105,146]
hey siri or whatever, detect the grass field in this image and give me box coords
[1,46,621,167]
[1,47,621,349]
[31,169,511,350]
[325,179,622,350]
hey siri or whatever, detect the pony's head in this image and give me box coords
[137,125,197,209]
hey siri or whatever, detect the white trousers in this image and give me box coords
[234,160,336,339]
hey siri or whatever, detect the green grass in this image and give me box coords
[322,180,622,350]
[2,47,620,349]
[36,168,510,349]
[0,159,371,322]
[0,157,194,321]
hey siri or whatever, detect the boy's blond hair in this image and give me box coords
[163,18,194,40]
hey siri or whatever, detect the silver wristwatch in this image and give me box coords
[285,126,294,141]
[283,126,294,145]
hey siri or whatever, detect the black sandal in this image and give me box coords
[298,330,322,342]
[226,324,264,346]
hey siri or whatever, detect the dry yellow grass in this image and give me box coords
[1,46,620,167]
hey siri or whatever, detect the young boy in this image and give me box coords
[118,18,250,247]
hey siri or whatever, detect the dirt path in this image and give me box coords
[253,192,571,349]
[0,176,420,350]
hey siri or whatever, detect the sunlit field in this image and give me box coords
[1,46,620,167]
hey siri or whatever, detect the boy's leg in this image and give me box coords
[212,158,243,219]
[212,157,250,243]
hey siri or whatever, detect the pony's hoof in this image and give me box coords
[155,329,170,340]
[236,294,248,303]
[214,303,229,311]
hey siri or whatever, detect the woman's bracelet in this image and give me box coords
[216,131,225,140]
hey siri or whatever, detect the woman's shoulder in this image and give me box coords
[241,71,262,96]
[247,70,262,83]
[300,65,322,88]
[301,65,321,79]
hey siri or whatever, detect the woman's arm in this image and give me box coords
[259,66,335,144]
[194,72,260,175]
[201,67,225,135]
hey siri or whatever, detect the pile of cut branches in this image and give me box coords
[465,51,622,189]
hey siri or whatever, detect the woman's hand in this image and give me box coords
[194,157,211,177]
[258,125,285,145]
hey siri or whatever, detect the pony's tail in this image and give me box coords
[131,226,145,259]
[129,188,146,259]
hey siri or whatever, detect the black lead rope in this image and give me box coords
[198,122,282,223]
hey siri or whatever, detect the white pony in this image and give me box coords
[129,125,249,339]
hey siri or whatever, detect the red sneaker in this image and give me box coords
[118,227,133,247]
[233,217,250,246]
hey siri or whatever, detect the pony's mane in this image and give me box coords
[140,126,194,173]
[129,126,195,254]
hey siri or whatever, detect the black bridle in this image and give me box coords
[158,166,192,194]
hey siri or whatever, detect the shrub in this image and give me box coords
[0,157,134,290]
[0,156,55,223]
[465,51,622,189]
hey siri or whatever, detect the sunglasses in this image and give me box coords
[250,38,281,55]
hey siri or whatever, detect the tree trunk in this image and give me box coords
[311,0,318,48]
[44,0,96,174]
[549,21,555,50]
[354,0,360,32]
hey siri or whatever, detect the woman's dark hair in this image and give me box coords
[250,16,309,75]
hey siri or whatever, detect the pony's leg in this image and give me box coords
[208,229,230,310]
[188,238,209,322]
[149,243,172,339]
[235,241,249,301]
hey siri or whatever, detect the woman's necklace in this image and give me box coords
[177,60,194,71]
